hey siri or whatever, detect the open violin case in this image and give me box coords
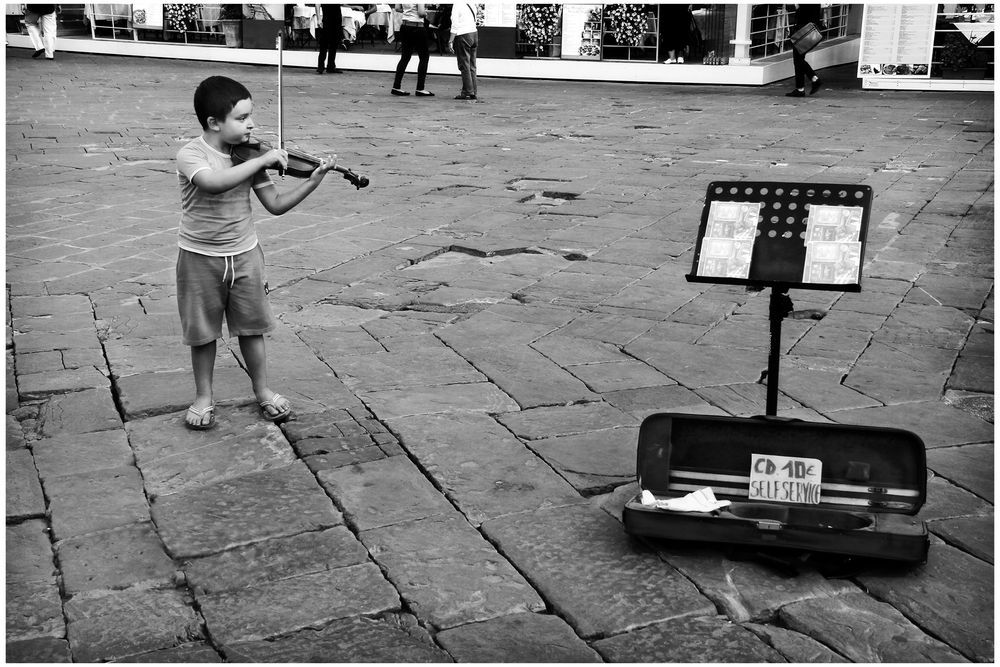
[623,413,930,562]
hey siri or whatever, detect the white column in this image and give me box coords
[729,3,752,65]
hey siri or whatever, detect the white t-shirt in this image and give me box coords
[175,136,273,256]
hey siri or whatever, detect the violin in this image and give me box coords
[232,138,370,190]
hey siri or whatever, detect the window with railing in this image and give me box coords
[748,4,851,59]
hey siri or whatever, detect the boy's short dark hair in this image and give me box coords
[193,76,252,129]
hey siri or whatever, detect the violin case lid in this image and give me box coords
[623,413,929,562]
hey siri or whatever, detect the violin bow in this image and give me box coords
[276,29,284,174]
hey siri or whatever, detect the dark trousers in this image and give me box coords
[393,24,429,89]
[454,32,478,97]
[317,24,338,71]
[791,44,815,89]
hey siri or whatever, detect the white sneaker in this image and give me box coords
[677,56,684,63]
[665,57,677,64]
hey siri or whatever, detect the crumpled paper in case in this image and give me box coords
[640,487,731,513]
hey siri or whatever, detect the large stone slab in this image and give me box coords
[435,612,601,663]
[832,401,994,448]
[843,366,948,404]
[624,339,766,388]
[657,544,856,622]
[6,449,45,520]
[126,406,295,497]
[360,514,545,630]
[115,642,223,663]
[876,303,974,349]
[497,401,637,440]
[744,623,848,662]
[592,615,785,662]
[778,367,881,413]
[223,613,450,663]
[361,382,519,420]
[16,366,111,399]
[64,588,204,662]
[602,383,721,419]
[36,387,122,437]
[56,522,177,595]
[460,344,600,408]
[930,514,994,564]
[388,412,585,525]
[526,427,638,494]
[42,466,150,542]
[317,455,455,530]
[331,346,485,392]
[150,463,341,558]
[926,442,993,503]
[5,636,73,663]
[31,428,134,480]
[857,539,993,662]
[198,562,400,643]
[6,580,65,642]
[481,504,713,638]
[778,591,967,662]
[116,366,252,420]
[183,526,369,595]
[6,520,56,584]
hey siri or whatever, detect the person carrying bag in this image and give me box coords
[784,3,823,97]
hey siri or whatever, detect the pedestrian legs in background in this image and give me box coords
[454,32,478,99]
[787,46,821,97]
[392,23,431,96]
[316,23,341,73]
[26,9,56,59]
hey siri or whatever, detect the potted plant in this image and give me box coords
[939,33,983,78]
[219,4,242,47]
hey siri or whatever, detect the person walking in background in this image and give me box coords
[785,3,822,97]
[448,3,478,100]
[24,4,57,60]
[391,3,433,96]
[659,3,692,64]
[315,4,343,74]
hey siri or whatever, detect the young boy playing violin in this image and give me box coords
[175,75,336,430]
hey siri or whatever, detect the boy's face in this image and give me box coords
[209,98,254,145]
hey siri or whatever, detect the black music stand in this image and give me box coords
[686,182,873,416]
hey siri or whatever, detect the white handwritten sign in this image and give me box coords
[749,454,822,504]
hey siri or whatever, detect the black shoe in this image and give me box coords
[415,89,434,97]
[391,88,410,96]
[32,49,44,58]
[317,68,324,74]
[810,77,822,95]
[330,68,343,74]
[785,89,805,97]
[455,93,476,100]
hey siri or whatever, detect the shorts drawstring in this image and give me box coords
[221,256,236,288]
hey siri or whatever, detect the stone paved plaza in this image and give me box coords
[5,48,994,662]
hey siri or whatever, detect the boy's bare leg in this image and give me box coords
[188,341,216,427]
[238,334,290,416]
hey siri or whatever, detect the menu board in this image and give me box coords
[482,3,516,28]
[561,4,603,60]
[858,4,936,78]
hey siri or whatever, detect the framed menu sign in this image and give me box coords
[688,182,872,291]
[858,4,936,78]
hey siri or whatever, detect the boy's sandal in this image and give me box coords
[185,404,216,431]
[259,394,292,422]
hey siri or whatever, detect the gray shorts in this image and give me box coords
[176,246,275,346]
